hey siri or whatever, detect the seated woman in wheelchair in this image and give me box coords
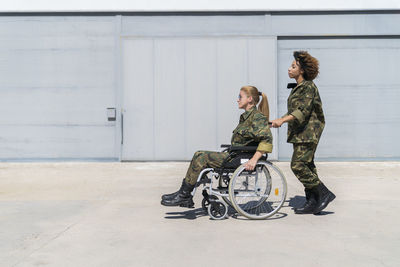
[161,85,273,207]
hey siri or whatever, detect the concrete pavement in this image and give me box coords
[1,162,399,267]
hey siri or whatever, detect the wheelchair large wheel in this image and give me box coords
[228,161,287,220]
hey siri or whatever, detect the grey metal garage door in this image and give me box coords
[277,38,400,160]
[121,37,278,161]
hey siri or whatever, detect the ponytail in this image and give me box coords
[258,92,270,122]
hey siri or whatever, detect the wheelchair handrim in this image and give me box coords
[228,161,287,220]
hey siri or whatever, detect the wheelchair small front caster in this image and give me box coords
[202,195,218,212]
[208,200,228,220]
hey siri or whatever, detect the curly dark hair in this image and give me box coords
[293,51,319,81]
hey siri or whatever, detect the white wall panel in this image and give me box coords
[0,126,114,159]
[247,37,278,159]
[121,39,154,160]
[185,39,218,157]
[271,14,400,36]
[121,16,268,37]
[0,17,116,160]
[216,39,248,146]
[278,38,400,160]
[154,39,186,160]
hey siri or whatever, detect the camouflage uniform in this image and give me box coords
[285,80,325,189]
[185,106,273,185]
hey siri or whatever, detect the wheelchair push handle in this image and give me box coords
[220,144,258,152]
[229,146,258,152]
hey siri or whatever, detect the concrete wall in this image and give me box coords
[0,12,398,161]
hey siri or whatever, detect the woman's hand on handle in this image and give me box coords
[271,118,284,128]
[271,115,295,128]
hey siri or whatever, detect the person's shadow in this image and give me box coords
[288,195,334,215]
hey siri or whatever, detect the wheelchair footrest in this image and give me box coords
[196,178,211,187]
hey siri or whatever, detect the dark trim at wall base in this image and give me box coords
[278,35,400,40]
[1,11,268,16]
[278,158,400,162]
[271,10,400,15]
[0,10,399,16]
[0,158,119,162]
[1,158,397,162]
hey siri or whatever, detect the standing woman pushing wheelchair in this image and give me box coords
[271,51,335,214]
[161,86,272,207]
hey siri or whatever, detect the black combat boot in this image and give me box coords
[312,183,336,214]
[161,179,185,200]
[161,179,195,208]
[294,188,317,214]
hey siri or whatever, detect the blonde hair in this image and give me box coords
[240,86,270,121]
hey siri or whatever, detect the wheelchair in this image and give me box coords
[191,143,287,220]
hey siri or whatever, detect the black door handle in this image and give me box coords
[121,112,124,145]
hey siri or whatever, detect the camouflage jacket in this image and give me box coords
[285,80,325,143]
[231,106,273,153]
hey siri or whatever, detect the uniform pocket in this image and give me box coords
[236,128,249,137]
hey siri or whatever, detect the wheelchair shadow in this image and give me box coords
[163,206,248,220]
[230,211,288,221]
[164,208,208,220]
[164,205,289,221]
[164,197,334,220]
[288,195,335,215]
[229,204,288,221]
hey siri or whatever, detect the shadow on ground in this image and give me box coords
[288,195,335,216]
[164,205,288,220]
[163,195,335,220]
[164,208,207,220]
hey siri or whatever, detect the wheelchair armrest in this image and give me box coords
[229,146,258,152]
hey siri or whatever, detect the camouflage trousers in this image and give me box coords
[185,151,229,185]
[291,143,321,189]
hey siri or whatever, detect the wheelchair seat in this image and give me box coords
[218,143,268,170]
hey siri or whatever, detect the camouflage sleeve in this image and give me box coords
[289,84,315,124]
[250,113,273,153]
